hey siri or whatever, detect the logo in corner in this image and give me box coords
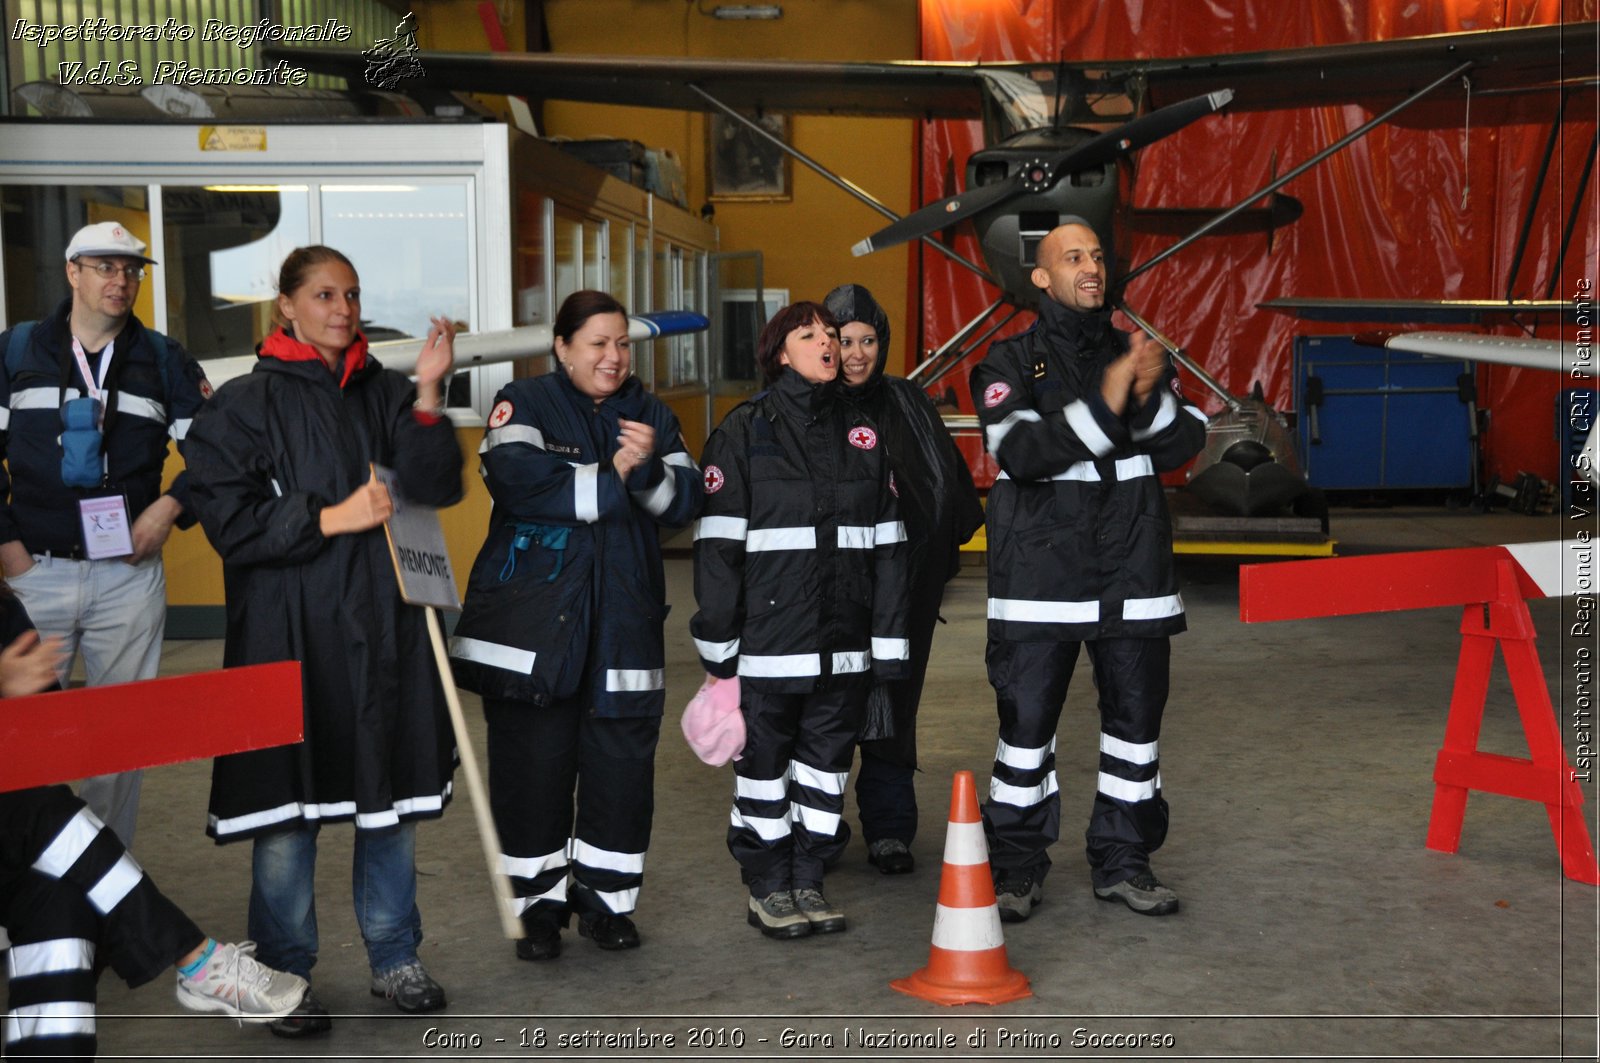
[703,465,725,493]
[983,381,1011,408]
[487,400,514,428]
[848,426,877,450]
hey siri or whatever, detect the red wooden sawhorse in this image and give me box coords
[1240,542,1598,885]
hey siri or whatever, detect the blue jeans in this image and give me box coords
[9,554,166,848]
[248,824,423,979]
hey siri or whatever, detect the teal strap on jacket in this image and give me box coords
[499,522,571,583]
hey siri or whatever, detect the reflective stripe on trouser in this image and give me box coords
[484,698,661,919]
[729,686,866,896]
[2,792,202,1057]
[981,637,1170,888]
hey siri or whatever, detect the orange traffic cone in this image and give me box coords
[891,770,1031,1005]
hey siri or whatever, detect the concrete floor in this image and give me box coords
[54,506,1600,1060]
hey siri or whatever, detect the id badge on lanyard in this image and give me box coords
[69,338,131,559]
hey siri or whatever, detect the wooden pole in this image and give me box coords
[424,606,524,939]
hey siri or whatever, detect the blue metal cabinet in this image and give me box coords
[1294,336,1473,490]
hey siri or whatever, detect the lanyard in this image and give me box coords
[69,336,114,427]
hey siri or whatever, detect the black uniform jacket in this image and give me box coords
[691,367,910,693]
[0,300,210,556]
[450,370,704,715]
[971,296,1208,643]
[184,329,464,841]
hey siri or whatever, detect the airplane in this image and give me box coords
[270,20,1597,518]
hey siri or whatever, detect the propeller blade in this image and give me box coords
[852,177,1020,256]
[852,89,1233,257]
[1046,89,1233,175]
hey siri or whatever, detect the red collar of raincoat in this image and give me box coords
[260,327,369,388]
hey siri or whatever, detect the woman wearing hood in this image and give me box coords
[184,246,463,1035]
[824,283,984,875]
[691,301,909,938]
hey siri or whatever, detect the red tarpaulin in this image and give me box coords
[915,0,1597,485]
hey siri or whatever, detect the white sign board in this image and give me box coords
[373,463,461,611]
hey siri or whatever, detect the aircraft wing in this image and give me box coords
[269,21,1594,120]
[1355,330,1591,376]
[1261,298,1580,324]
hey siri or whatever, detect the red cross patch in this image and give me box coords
[704,465,725,493]
[198,377,213,400]
[848,426,877,450]
[983,381,1012,408]
[488,400,514,428]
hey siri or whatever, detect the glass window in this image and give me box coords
[1,185,157,331]
[610,223,634,311]
[673,250,705,386]
[584,219,607,293]
[552,207,584,311]
[320,182,471,344]
[513,190,547,327]
[160,184,311,360]
[653,243,682,387]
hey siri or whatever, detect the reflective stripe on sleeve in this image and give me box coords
[1131,391,1177,441]
[631,471,677,517]
[984,408,1042,454]
[693,636,740,663]
[1063,399,1115,456]
[1115,455,1155,480]
[481,424,546,452]
[694,515,749,541]
[871,636,909,661]
[573,464,600,522]
[117,393,165,425]
[169,417,191,441]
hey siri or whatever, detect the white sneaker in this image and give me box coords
[175,941,308,1023]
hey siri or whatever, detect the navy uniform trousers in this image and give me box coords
[729,686,865,898]
[981,637,1170,890]
[484,698,660,927]
[3,789,200,1060]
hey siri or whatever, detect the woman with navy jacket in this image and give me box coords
[692,301,909,940]
[450,290,703,961]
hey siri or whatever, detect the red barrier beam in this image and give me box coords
[1239,544,1550,623]
[0,661,302,794]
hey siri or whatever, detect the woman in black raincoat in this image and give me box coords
[825,283,984,874]
[184,246,463,1035]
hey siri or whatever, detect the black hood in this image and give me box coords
[825,283,891,388]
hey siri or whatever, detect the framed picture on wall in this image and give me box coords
[707,113,792,202]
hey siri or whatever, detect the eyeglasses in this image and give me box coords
[75,260,146,281]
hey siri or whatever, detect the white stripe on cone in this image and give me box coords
[941,819,988,867]
[930,902,1006,952]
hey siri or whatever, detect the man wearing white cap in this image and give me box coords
[0,221,212,845]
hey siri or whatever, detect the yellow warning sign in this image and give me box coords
[198,126,268,152]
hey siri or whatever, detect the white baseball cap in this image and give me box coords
[65,221,157,265]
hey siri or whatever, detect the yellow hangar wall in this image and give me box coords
[163,1,918,623]
[537,0,918,404]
